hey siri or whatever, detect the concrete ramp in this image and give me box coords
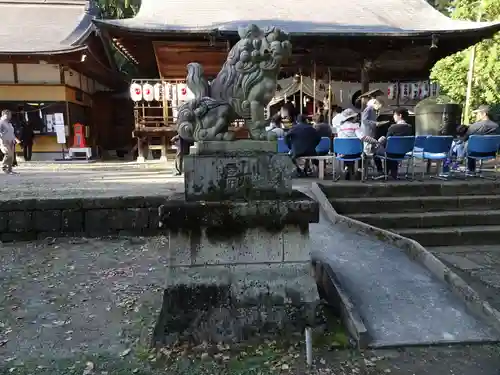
[309,212,500,348]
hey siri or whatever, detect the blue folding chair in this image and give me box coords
[316,137,332,154]
[333,138,364,181]
[374,136,415,180]
[417,136,453,179]
[408,135,428,173]
[411,135,428,157]
[466,135,500,179]
[277,138,289,153]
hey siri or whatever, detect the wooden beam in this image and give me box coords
[13,63,18,84]
[98,28,119,72]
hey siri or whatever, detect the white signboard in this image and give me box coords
[54,112,65,126]
[45,114,54,133]
[54,124,66,144]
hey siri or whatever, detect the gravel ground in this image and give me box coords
[0,238,499,375]
[0,162,183,200]
[1,163,500,374]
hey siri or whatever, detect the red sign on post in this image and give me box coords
[73,123,87,148]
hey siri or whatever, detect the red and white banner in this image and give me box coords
[387,83,397,100]
[399,83,410,99]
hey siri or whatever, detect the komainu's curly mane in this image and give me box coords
[210,25,291,117]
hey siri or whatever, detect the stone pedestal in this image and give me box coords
[157,140,321,345]
[184,140,295,201]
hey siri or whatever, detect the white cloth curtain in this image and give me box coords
[269,76,331,107]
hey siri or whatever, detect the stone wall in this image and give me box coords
[0,196,168,242]
[0,193,319,243]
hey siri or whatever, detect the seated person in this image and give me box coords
[266,113,286,138]
[330,106,343,135]
[462,105,499,175]
[285,114,321,177]
[450,125,468,164]
[374,107,413,178]
[312,113,332,138]
[336,108,379,180]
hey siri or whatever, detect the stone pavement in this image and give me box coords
[428,245,500,312]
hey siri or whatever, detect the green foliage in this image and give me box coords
[96,0,141,19]
[94,0,142,76]
[427,0,453,14]
[430,0,500,123]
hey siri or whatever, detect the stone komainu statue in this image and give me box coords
[176,24,292,142]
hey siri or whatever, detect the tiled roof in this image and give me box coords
[95,0,500,36]
[0,0,95,54]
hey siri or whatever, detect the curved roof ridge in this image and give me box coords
[0,0,95,54]
[96,0,500,35]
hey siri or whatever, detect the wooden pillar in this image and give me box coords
[312,62,317,114]
[160,136,168,162]
[327,68,332,124]
[361,63,370,110]
[299,70,303,115]
[137,137,145,163]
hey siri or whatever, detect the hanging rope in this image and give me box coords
[7,103,61,114]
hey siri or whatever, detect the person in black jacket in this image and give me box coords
[462,105,499,175]
[285,114,321,176]
[170,134,193,176]
[20,120,35,161]
[374,107,413,178]
[312,113,332,138]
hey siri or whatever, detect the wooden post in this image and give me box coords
[299,70,303,115]
[361,61,370,109]
[327,68,332,124]
[160,136,167,162]
[137,137,145,163]
[163,81,170,127]
[463,9,483,124]
[313,62,317,115]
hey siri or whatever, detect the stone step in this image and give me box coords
[349,210,500,229]
[321,181,500,199]
[394,225,500,247]
[331,195,500,215]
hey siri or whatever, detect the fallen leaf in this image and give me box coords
[120,348,131,357]
[82,361,94,375]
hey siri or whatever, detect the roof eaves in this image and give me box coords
[0,45,88,56]
[93,19,500,39]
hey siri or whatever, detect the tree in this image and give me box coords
[430,0,500,122]
[96,0,141,19]
[427,0,453,15]
[95,0,142,76]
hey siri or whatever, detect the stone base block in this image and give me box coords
[150,225,310,266]
[152,262,320,346]
[184,144,295,201]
